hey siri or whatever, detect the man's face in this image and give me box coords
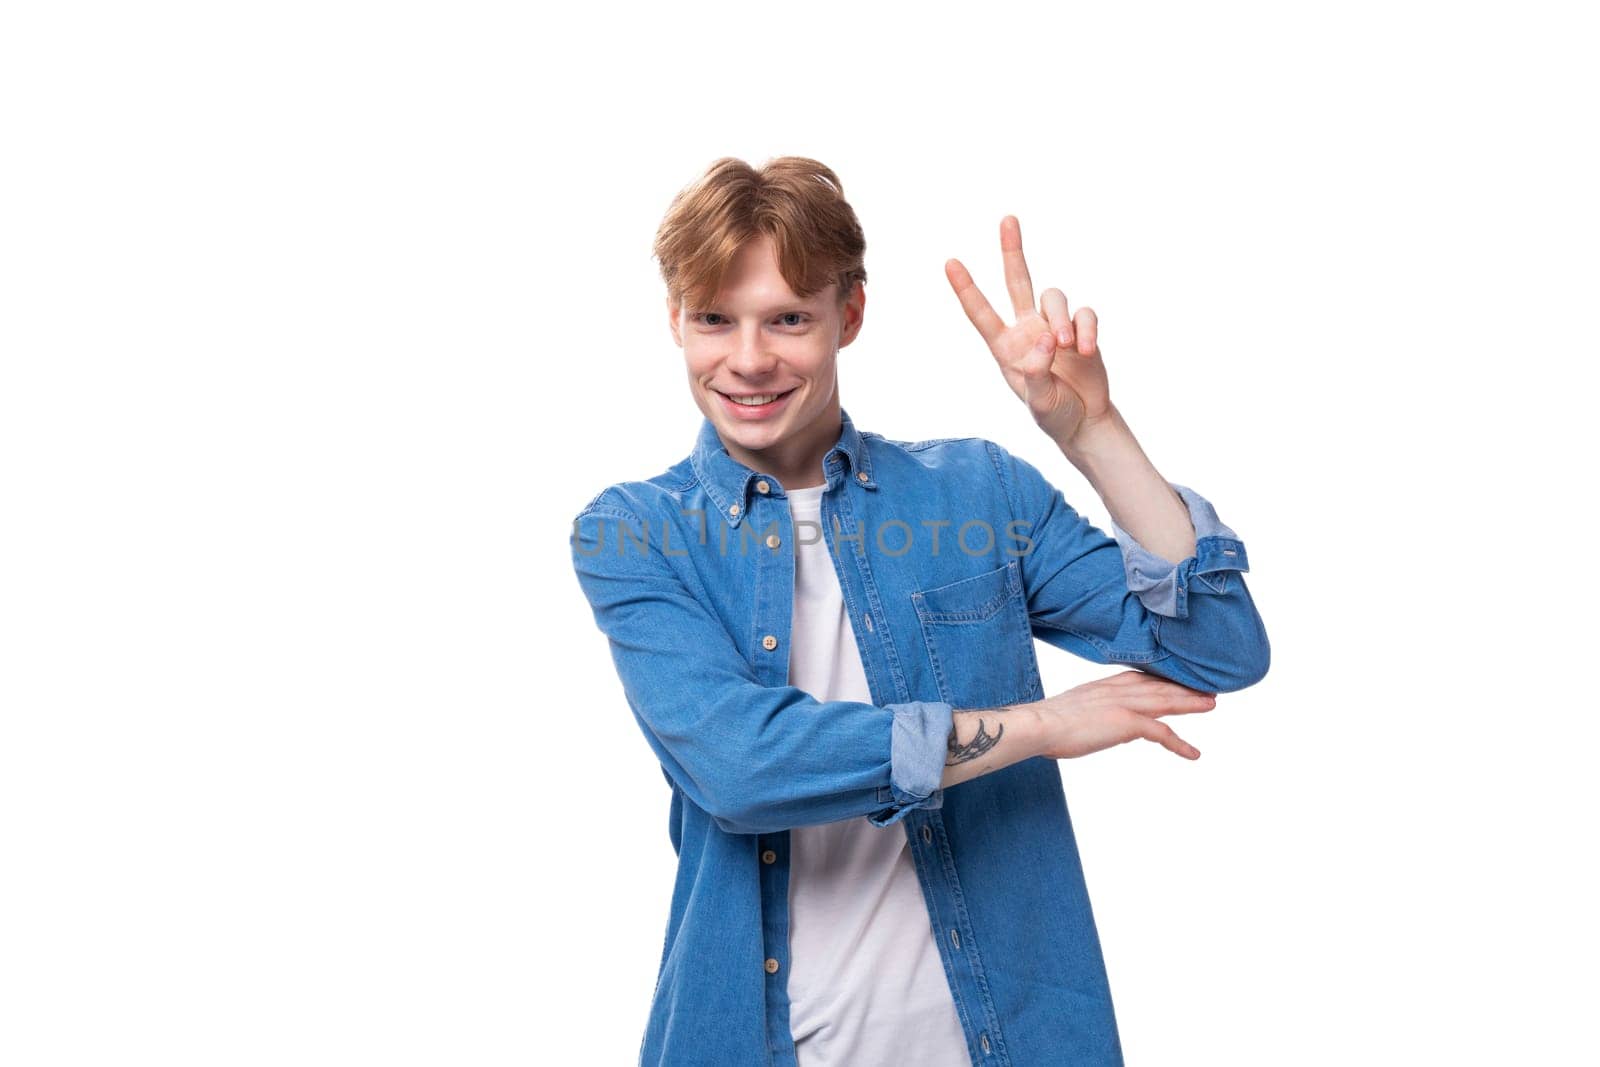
[669,233,864,479]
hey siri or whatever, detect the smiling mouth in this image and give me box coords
[717,388,797,407]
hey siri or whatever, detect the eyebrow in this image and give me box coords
[691,303,813,315]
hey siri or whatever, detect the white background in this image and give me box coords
[3,2,1595,1064]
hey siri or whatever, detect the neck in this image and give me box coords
[720,396,841,490]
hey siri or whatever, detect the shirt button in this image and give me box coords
[762,849,776,864]
[856,471,869,483]
[764,957,780,974]
[981,1033,991,1055]
[766,533,781,549]
[761,634,778,651]
[949,928,961,950]
[755,479,770,494]
[728,502,741,517]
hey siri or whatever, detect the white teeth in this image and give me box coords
[728,392,784,406]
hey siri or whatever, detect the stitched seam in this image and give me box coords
[927,820,982,1049]
[918,593,1012,622]
[914,566,1036,708]
[575,502,637,522]
[932,809,1007,1063]
[985,440,1016,519]
[900,434,983,453]
[916,565,1015,621]
[661,472,696,493]
[907,822,981,1051]
[914,600,956,707]
[1030,617,1174,665]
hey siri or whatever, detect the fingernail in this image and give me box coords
[1058,329,1071,346]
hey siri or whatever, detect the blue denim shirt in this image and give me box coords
[569,407,1269,1066]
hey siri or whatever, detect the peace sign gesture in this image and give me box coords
[945,216,1112,448]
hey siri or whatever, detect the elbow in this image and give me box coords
[1254,631,1272,685]
[1219,624,1271,693]
[1149,611,1271,694]
[1234,645,1271,692]
[1248,619,1272,687]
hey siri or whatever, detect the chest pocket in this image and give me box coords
[911,559,1041,709]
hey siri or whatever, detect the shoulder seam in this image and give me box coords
[575,465,700,519]
[576,486,613,516]
[898,434,985,453]
[984,440,1017,523]
[661,471,697,492]
[574,486,640,521]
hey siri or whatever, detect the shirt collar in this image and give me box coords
[690,405,877,527]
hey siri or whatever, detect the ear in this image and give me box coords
[667,295,683,347]
[837,281,866,348]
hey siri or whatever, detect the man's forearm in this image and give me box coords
[940,703,1045,790]
[1060,404,1196,566]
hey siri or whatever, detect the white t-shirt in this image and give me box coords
[782,483,971,1066]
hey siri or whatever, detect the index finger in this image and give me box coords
[944,257,1006,349]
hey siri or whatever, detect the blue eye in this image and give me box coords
[695,311,806,327]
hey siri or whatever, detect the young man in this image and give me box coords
[569,156,1270,1067]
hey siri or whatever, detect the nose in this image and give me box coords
[725,325,779,378]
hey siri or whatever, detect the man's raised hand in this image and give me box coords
[944,215,1113,449]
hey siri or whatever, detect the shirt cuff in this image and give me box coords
[1110,483,1250,620]
[867,699,953,827]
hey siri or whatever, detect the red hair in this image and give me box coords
[653,156,867,310]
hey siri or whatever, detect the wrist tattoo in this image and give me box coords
[946,707,1009,765]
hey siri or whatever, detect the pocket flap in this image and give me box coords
[912,561,1022,623]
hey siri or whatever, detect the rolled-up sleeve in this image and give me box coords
[868,699,952,827]
[1111,483,1251,621]
[989,442,1270,694]
[571,491,952,835]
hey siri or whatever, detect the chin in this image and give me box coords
[721,416,784,442]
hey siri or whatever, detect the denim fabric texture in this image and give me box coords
[569,407,1270,1066]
